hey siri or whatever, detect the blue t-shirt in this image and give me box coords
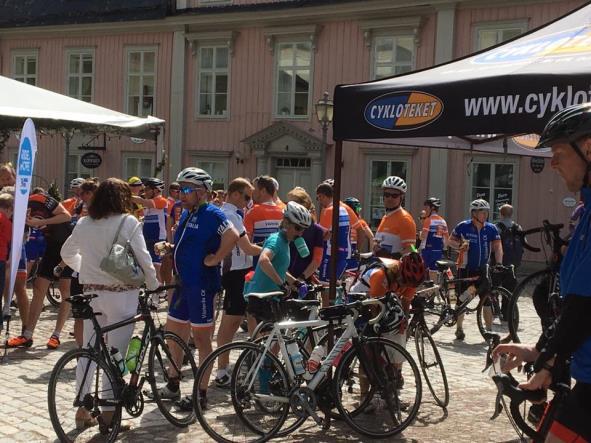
[451,220,500,271]
[560,187,591,383]
[245,231,290,296]
[173,203,232,290]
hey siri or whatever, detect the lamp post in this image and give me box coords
[315,91,334,180]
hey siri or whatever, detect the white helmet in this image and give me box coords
[176,167,213,191]
[284,201,312,228]
[323,178,334,187]
[470,199,490,211]
[382,176,407,193]
[270,177,279,192]
[70,177,85,189]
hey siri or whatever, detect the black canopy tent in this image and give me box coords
[326,2,591,296]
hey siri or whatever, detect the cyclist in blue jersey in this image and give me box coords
[494,104,591,442]
[419,197,449,281]
[449,198,503,341]
[158,167,238,410]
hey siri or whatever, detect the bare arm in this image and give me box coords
[132,195,155,209]
[492,239,503,264]
[204,228,240,266]
[258,249,284,286]
[27,203,71,227]
[237,234,262,256]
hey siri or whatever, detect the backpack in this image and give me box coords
[495,221,524,267]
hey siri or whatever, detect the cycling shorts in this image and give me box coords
[168,284,215,328]
[25,239,46,261]
[319,255,347,282]
[222,268,250,316]
[550,382,591,442]
[145,239,162,264]
[37,243,73,281]
[421,250,444,271]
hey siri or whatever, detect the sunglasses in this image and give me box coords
[180,186,202,195]
[292,224,305,232]
[383,192,402,199]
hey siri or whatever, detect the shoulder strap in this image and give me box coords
[111,215,128,246]
[125,219,143,245]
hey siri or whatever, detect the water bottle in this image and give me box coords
[286,340,306,375]
[258,356,273,394]
[307,344,326,373]
[125,336,142,372]
[293,236,310,258]
[110,347,128,376]
[335,287,345,305]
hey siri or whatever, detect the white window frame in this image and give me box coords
[65,48,95,102]
[473,20,528,51]
[66,151,94,185]
[273,39,314,119]
[371,33,416,80]
[195,44,231,119]
[124,46,157,117]
[12,49,38,85]
[365,154,412,227]
[465,154,520,221]
[190,154,229,190]
[122,152,155,179]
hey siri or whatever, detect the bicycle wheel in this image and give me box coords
[48,348,122,443]
[423,289,450,335]
[508,269,553,344]
[47,282,62,307]
[334,337,422,439]
[476,286,513,341]
[193,341,290,443]
[148,331,197,427]
[414,324,449,408]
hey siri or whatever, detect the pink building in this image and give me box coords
[0,0,585,259]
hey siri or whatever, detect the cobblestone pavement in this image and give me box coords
[0,291,523,443]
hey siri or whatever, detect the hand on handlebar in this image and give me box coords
[519,369,552,394]
[492,343,539,373]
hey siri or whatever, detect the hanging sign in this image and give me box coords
[81,152,102,169]
[530,157,545,174]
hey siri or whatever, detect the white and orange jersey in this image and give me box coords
[143,195,168,240]
[420,214,449,252]
[244,201,284,244]
[375,207,416,256]
[319,202,360,258]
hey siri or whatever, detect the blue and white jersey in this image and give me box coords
[451,220,500,271]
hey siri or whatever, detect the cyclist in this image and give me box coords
[419,197,449,281]
[449,199,503,341]
[62,177,85,215]
[344,197,374,270]
[244,201,312,332]
[316,181,361,288]
[128,176,144,219]
[374,176,416,259]
[270,177,286,210]
[132,177,168,281]
[494,104,591,442]
[244,175,284,267]
[163,167,238,410]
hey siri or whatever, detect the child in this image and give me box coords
[0,193,14,326]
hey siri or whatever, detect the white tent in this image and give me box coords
[0,75,164,138]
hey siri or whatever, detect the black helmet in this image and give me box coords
[142,177,165,191]
[424,197,441,209]
[344,197,361,213]
[537,103,591,149]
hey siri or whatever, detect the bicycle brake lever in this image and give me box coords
[490,388,504,421]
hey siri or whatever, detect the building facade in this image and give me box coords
[0,0,585,259]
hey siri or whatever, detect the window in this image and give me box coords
[475,22,527,51]
[191,157,228,190]
[367,158,409,228]
[373,35,415,79]
[197,46,229,117]
[12,50,38,85]
[126,49,156,116]
[123,153,154,179]
[67,50,94,102]
[471,161,517,220]
[275,41,312,117]
[66,154,93,185]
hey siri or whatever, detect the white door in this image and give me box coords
[276,168,313,201]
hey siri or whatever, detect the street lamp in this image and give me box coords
[315,91,334,180]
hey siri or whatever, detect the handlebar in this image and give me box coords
[518,220,565,253]
[143,284,179,296]
[492,374,546,404]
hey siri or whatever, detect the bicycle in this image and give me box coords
[507,220,565,345]
[47,285,197,443]
[193,290,422,442]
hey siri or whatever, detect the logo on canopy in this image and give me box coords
[512,133,540,150]
[364,91,443,131]
[473,26,591,64]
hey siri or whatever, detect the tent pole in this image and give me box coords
[329,140,343,302]
[63,132,71,194]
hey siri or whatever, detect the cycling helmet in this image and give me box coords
[176,167,214,191]
[142,177,165,192]
[400,252,426,287]
[424,197,441,209]
[344,197,361,213]
[376,295,406,334]
[270,177,279,192]
[128,176,142,186]
[283,201,312,228]
[70,177,85,189]
[382,176,407,193]
[470,199,490,212]
[323,178,334,187]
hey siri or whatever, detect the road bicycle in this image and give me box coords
[47,285,197,443]
[193,291,422,442]
[507,220,565,345]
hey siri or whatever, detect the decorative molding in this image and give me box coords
[359,16,423,47]
[242,121,324,153]
[263,24,323,54]
[359,145,418,156]
[188,149,233,158]
[186,30,239,55]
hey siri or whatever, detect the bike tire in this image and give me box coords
[46,282,62,307]
[48,348,122,443]
[507,269,554,344]
[476,286,513,342]
[414,323,449,408]
[425,288,450,335]
[333,337,422,439]
[193,341,289,443]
